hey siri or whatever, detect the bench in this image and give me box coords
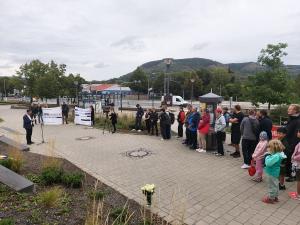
[0,165,34,192]
[0,135,29,151]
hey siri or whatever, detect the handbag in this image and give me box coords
[248,160,256,176]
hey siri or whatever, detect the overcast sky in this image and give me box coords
[0,0,299,80]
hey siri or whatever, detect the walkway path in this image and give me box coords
[0,105,299,225]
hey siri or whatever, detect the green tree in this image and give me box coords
[247,43,291,109]
[129,67,148,94]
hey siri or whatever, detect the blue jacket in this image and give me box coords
[188,112,200,132]
[23,114,32,130]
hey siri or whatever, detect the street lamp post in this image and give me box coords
[190,78,195,104]
[74,81,79,106]
[164,58,172,96]
[120,85,123,112]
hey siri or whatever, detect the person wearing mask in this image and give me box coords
[177,107,186,138]
[285,104,300,182]
[257,109,273,140]
[214,108,226,156]
[150,108,159,136]
[229,105,244,158]
[23,109,34,145]
[90,105,95,126]
[62,102,69,124]
[196,108,210,153]
[188,107,200,150]
[240,109,260,169]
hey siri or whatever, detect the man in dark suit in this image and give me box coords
[23,109,34,145]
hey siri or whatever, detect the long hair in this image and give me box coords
[268,139,285,154]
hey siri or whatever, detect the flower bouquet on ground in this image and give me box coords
[141,184,155,206]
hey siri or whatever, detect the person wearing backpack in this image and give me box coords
[240,109,260,169]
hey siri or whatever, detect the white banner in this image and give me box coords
[74,107,92,126]
[42,107,63,125]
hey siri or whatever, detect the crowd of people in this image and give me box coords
[130,103,300,203]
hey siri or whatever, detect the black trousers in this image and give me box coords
[26,128,32,144]
[185,128,191,145]
[190,131,197,149]
[285,150,293,177]
[146,120,151,133]
[178,122,183,137]
[112,122,116,133]
[242,139,257,165]
[216,131,225,155]
[165,125,171,139]
[161,124,167,139]
[150,121,158,136]
[63,114,68,124]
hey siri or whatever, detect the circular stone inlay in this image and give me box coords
[124,148,153,159]
[76,136,94,141]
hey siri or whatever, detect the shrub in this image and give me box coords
[270,105,289,125]
[0,157,22,173]
[61,172,84,188]
[41,166,64,185]
[37,186,64,208]
[0,218,14,225]
[110,207,128,222]
[88,190,106,201]
[26,173,42,184]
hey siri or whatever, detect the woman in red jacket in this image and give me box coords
[196,109,210,153]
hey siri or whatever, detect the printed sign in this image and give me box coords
[74,107,91,126]
[42,107,63,125]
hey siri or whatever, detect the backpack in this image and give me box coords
[169,112,175,124]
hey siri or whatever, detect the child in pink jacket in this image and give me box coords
[291,129,300,200]
[252,131,269,182]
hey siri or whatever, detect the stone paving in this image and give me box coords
[0,105,300,225]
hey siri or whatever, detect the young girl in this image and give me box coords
[291,129,300,200]
[262,139,286,204]
[252,131,268,182]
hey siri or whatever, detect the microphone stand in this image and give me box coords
[37,122,47,145]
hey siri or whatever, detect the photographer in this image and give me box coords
[109,108,117,133]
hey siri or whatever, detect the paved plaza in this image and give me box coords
[0,105,300,225]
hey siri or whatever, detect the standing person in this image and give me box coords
[132,104,144,132]
[277,127,290,190]
[252,131,269,182]
[183,104,193,145]
[62,102,69,124]
[286,104,300,182]
[90,105,95,126]
[37,103,43,124]
[223,107,230,127]
[188,107,200,150]
[291,129,300,200]
[145,109,151,134]
[109,108,117,133]
[177,107,185,138]
[214,108,226,156]
[240,109,260,169]
[257,109,273,141]
[31,104,38,124]
[159,108,170,140]
[229,105,244,158]
[165,108,174,139]
[196,109,210,153]
[262,139,286,204]
[23,109,34,145]
[150,108,158,136]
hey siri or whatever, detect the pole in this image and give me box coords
[120,86,123,112]
[191,83,194,104]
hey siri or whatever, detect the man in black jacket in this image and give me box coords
[23,109,34,145]
[133,104,144,132]
[150,108,158,136]
[62,102,69,124]
[257,109,273,140]
[286,104,300,182]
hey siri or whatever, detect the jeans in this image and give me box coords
[185,128,191,145]
[150,121,158,136]
[178,122,183,137]
[135,118,142,130]
[266,174,279,199]
[242,139,257,165]
[190,131,197,149]
[216,131,225,155]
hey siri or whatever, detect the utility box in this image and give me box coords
[199,92,223,151]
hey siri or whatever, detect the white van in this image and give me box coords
[161,95,188,107]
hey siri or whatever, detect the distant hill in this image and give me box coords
[119,58,300,81]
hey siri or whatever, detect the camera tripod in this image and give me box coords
[102,112,112,134]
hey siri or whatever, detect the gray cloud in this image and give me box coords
[94,62,109,69]
[192,42,210,51]
[111,36,145,51]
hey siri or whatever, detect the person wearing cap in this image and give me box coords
[214,108,226,156]
[132,104,144,132]
[240,109,259,169]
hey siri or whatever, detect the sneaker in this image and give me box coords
[241,164,250,169]
[131,129,136,131]
[279,184,286,190]
[199,149,206,153]
[232,152,241,158]
[137,130,142,132]
[215,153,224,156]
[196,148,203,153]
[262,196,274,204]
[160,138,164,141]
[252,177,262,182]
[286,177,296,182]
[274,197,279,202]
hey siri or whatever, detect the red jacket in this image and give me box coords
[178,111,185,124]
[198,113,210,134]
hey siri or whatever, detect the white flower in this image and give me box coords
[141,184,155,193]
